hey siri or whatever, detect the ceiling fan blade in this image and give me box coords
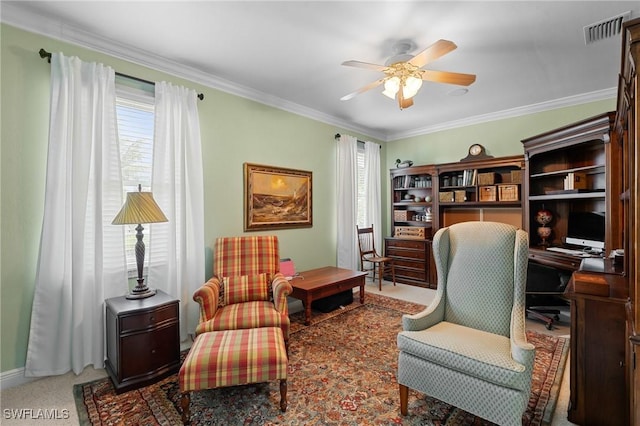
[340,79,385,101]
[409,39,457,68]
[341,60,387,72]
[421,70,476,86]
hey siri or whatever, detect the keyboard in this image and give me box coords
[546,247,589,257]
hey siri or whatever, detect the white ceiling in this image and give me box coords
[2,1,639,141]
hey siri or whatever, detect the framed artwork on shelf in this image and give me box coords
[244,163,312,231]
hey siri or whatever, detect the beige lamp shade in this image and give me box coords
[112,191,168,225]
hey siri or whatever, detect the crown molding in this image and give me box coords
[387,87,617,141]
[0,2,385,141]
[1,3,615,143]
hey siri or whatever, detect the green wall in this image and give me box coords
[0,24,380,373]
[0,23,615,374]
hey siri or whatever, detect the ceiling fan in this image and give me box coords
[340,39,476,110]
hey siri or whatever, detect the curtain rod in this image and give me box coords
[39,48,204,100]
[334,133,381,148]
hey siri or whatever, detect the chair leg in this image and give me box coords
[180,392,191,425]
[399,383,408,416]
[390,262,396,286]
[378,262,383,291]
[279,379,288,412]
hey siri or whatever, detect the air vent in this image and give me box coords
[584,11,631,44]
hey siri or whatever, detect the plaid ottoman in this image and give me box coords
[179,327,288,424]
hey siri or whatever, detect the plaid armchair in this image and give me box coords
[397,222,535,425]
[193,236,293,343]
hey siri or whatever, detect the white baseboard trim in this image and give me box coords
[0,367,40,391]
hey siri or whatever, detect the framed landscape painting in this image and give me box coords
[244,163,312,231]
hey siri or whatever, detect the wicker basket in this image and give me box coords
[498,184,519,201]
[478,172,498,185]
[454,190,467,202]
[479,185,497,202]
[394,226,426,239]
[510,170,523,184]
[394,210,411,221]
[439,191,454,203]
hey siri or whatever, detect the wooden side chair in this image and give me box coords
[356,224,396,291]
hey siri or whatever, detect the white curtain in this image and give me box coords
[148,82,205,341]
[336,134,359,270]
[363,141,382,252]
[25,53,127,376]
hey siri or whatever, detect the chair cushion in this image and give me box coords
[194,301,288,337]
[222,273,272,305]
[397,321,528,391]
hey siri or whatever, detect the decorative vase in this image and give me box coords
[535,208,553,246]
[537,226,552,246]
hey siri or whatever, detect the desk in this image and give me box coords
[290,266,367,325]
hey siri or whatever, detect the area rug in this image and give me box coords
[74,293,568,425]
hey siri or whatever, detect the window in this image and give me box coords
[115,83,155,272]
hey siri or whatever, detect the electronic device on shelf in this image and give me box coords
[546,247,591,257]
[565,211,605,250]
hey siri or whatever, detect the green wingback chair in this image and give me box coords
[397,221,535,425]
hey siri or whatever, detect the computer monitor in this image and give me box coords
[565,211,605,250]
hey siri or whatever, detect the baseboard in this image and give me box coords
[0,367,40,390]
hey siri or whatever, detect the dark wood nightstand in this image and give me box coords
[105,289,180,393]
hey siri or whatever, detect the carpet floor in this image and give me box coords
[74,293,568,425]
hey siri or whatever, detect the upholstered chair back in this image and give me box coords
[213,236,280,278]
[432,221,528,337]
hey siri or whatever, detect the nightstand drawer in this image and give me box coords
[120,322,180,379]
[120,303,178,334]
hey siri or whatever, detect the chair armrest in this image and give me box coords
[402,292,445,331]
[193,277,221,323]
[510,309,536,369]
[271,273,293,314]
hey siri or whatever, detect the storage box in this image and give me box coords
[454,190,467,202]
[394,210,411,221]
[439,191,454,203]
[478,172,499,185]
[479,185,497,202]
[498,184,519,201]
[394,226,427,239]
[510,170,523,184]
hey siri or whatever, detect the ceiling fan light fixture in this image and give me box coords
[402,75,423,99]
[382,76,400,99]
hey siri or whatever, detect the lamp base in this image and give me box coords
[126,287,157,300]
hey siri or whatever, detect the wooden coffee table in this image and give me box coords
[290,266,367,325]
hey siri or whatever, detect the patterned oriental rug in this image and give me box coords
[74,293,569,425]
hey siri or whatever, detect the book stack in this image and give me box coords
[564,172,587,190]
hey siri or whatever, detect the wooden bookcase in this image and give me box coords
[614,17,639,426]
[521,112,620,270]
[522,110,632,425]
[385,155,524,288]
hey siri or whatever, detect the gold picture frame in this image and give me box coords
[244,163,312,231]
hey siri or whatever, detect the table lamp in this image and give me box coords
[112,184,168,299]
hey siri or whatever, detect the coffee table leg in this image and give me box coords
[359,281,365,304]
[304,296,312,325]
